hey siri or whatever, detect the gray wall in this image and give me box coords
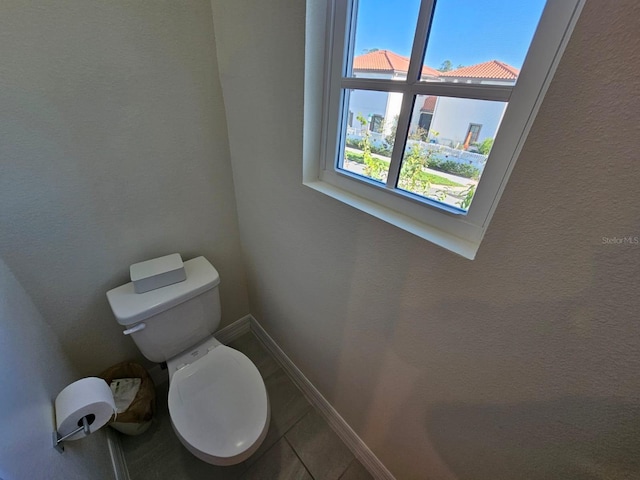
[0,1,249,375]
[0,257,114,480]
[211,0,640,478]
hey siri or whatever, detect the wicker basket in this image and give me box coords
[98,361,156,436]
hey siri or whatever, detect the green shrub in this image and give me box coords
[477,138,494,155]
[429,160,480,180]
[372,144,392,156]
[363,155,388,182]
[399,145,431,192]
[344,151,462,187]
[345,137,364,150]
[345,137,392,157]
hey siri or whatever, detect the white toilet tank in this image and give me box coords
[107,256,222,363]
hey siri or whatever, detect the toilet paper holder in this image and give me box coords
[53,414,94,453]
[52,376,116,454]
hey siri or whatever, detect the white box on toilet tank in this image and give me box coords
[129,253,187,293]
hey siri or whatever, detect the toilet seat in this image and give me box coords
[167,345,270,466]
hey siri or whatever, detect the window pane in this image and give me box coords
[339,89,401,184]
[347,0,421,79]
[421,0,547,85]
[397,95,505,211]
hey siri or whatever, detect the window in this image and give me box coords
[303,0,585,259]
[370,114,384,133]
[418,112,432,131]
[466,123,482,145]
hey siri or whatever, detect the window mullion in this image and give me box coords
[340,77,410,93]
[386,0,436,189]
[340,77,513,103]
[385,93,414,189]
[406,0,437,83]
[410,82,513,102]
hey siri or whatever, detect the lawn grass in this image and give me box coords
[420,172,462,187]
[345,151,464,187]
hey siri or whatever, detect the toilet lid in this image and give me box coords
[168,345,268,460]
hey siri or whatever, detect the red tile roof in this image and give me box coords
[353,50,440,77]
[420,96,436,112]
[439,60,519,80]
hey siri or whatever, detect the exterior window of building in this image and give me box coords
[467,123,482,145]
[370,114,384,133]
[418,113,432,131]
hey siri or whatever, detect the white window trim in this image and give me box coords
[303,0,585,259]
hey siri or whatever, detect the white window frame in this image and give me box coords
[303,0,585,259]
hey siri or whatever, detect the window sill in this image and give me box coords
[303,179,479,259]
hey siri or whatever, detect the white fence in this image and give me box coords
[346,129,488,169]
[410,140,488,169]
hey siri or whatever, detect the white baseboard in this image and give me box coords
[215,314,252,344]
[247,315,396,480]
[106,428,131,480]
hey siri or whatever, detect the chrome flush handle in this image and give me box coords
[123,322,146,335]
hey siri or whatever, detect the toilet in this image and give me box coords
[106,256,269,466]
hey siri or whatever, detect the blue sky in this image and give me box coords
[354,0,547,69]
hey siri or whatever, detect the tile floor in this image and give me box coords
[118,332,373,480]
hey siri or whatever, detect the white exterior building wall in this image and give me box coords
[430,96,508,146]
[349,72,406,135]
[348,89,389,133]
[383,91,403,135]
[409,95,438,134]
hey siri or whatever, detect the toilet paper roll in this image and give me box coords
[55,377,116,441]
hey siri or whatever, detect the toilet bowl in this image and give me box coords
[167,336,270,465]
[106,256,269,465]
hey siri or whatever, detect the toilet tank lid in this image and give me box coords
[106,256,220,326]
